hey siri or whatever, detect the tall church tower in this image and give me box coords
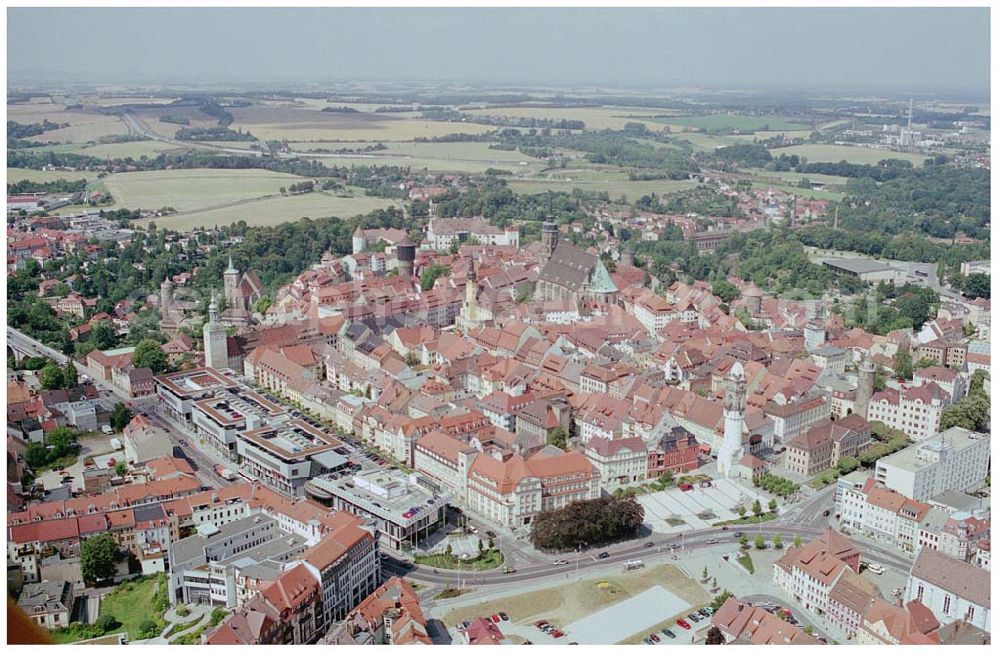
[717,362,747,478]
[855,352,875,420]
[223,256,240,309]
[203,291,229,370]
[540,221,558,267]
[159,277,174,313]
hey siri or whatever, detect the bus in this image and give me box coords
[623,560,645,571]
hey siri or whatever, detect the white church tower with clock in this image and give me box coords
[717,361,747,478]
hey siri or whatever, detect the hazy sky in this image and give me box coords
[7,7,990,95]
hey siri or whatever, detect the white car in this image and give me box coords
[553,559,569,565]
[867,564,885,575]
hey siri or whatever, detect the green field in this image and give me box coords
[655,114,812,131]
[463,105,669,131]
[228,105,494,142]
[136,189,396,230]
[508,176,698,201]
[315,143,547,174]
[102,169,308,211]
[74,140,192,159]
[8,167,99,183]
[749,181,845,201]
[771,144,927,166]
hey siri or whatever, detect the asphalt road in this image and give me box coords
[383,522,914,588]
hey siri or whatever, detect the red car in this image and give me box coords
[535,621,548,629]
[551,631,564,638]
[676,619,691,630]
[491,614,501,623]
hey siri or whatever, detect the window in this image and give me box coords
[943,595,951,614]
[917,585,924,601]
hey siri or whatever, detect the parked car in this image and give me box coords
[491,614,501,623]
[676,619,691,630]
[499,612,509,621]
[643,638,654,645]
[664,630,676,639]
[689,613,701,622]
[698,608,712,617]
[551,630,564,638]
[650,633,660,642]
[679,483,694,492]
[867,563,885,575]
[534,621,548,629]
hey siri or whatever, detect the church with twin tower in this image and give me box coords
[716,361,747,478]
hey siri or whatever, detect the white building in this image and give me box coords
[867,382,951,441]
[764,395,830,446]
[582,437,649,491]
[906,547,991,632]
[875,427,990,501]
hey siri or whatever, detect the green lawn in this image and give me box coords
[99,574,170,640]
[737,553,755,574]
[713,512,778,527]
[50,574,169,643]
[413,548,504,571]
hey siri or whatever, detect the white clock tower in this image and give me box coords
[717,362,747,478]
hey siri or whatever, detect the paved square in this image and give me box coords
[638,478,772,532]
[563,585,691,644]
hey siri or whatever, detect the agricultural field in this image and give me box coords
[74,140,192,159]
[654,113,812,131]
[314,141,546,174]
[508,176,698,201]
[671,130,814,151]
[7,167,99,184]
[8,101,130,144]
[102,169,309,212]
[738,169,853,187]
[131,106,223,138]
[749,181,845,201]
[771,143,927,166]
[463,105,669,131]
[135,188,395,230]
[227,105,492,142]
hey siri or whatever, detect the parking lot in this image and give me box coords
[638,477,773,533]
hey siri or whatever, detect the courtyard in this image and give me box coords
[637,477,774,533]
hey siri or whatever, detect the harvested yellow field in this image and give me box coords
[8,103,130,144]
[463,105,670,131]
[135,190,395,230]
[102,169,306,212]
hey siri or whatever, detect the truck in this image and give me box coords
[213,464,237,481]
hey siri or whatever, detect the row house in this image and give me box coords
[783,415,872,477]
[772,529,861,615]
[581,437,648,491]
